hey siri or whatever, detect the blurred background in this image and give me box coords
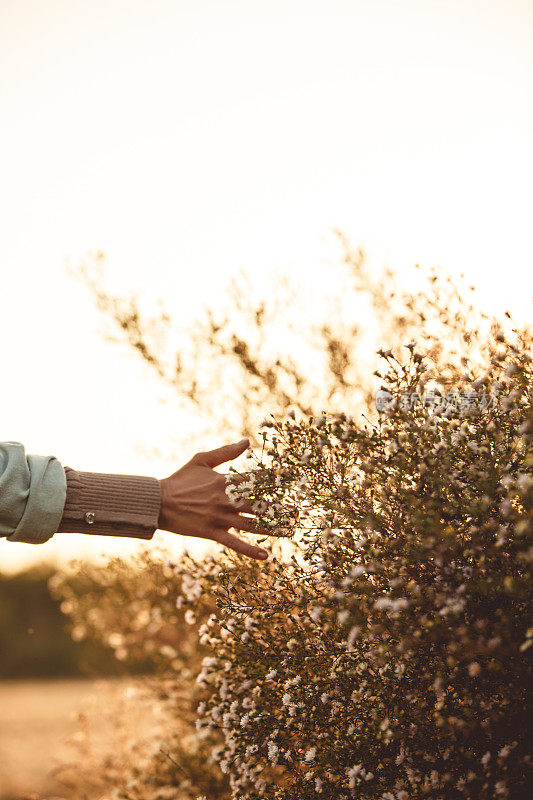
[0,1,532,794]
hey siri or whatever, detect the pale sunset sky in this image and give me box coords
[1,0,532,571]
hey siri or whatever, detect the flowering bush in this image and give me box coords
[170,335,533,800]
[55,255,533,799]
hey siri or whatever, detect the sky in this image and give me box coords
[1,0,532,571]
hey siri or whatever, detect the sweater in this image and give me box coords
[0,442,161,545]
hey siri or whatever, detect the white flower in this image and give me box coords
[500,499,512,517]
[294,477,309,494]
[347,625,361,649]
[222,712,232,729]
[181,574,203,602]
[267,741,279,763]
[310,605,323,622]
[481,751,491,767]
[305,747,317,761]
[468,661,481,677]
[265,669,278,680]
[517,472,533,491]
[184,609,196,625]
[374,597,409,613]
[284,675,301,688]
[347,764,362,788]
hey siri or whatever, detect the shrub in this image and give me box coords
[55,253,533,798]
[169,331,533,799]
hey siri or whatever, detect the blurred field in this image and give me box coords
[0,568,159,799]
[0,677,151,800]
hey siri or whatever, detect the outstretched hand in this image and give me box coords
[158,438,270,560]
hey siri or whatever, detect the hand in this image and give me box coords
[158,438,270,560]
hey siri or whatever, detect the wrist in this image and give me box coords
[157,477,171,532]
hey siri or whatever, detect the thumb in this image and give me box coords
[196,438,249,469]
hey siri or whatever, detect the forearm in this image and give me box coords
[1,442,161,544]
[57,466,161,540]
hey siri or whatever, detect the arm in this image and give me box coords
[0,441,66,544]
[1,439,269,560]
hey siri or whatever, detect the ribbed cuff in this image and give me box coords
[57,467,161,540]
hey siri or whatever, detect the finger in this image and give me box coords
[195,439,249,469]
[227,497,255,513]
[227,468,270,483]
[213,529,269,560]
[223,469,270,490]
[219,511,272,536]
[221,490,255,512]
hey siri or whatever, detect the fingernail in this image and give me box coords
[257,549,268,559]
[238,438,249,446]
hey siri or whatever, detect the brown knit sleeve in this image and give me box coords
[56,467,161,540]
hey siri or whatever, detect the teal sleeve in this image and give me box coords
[0,442,67,544]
